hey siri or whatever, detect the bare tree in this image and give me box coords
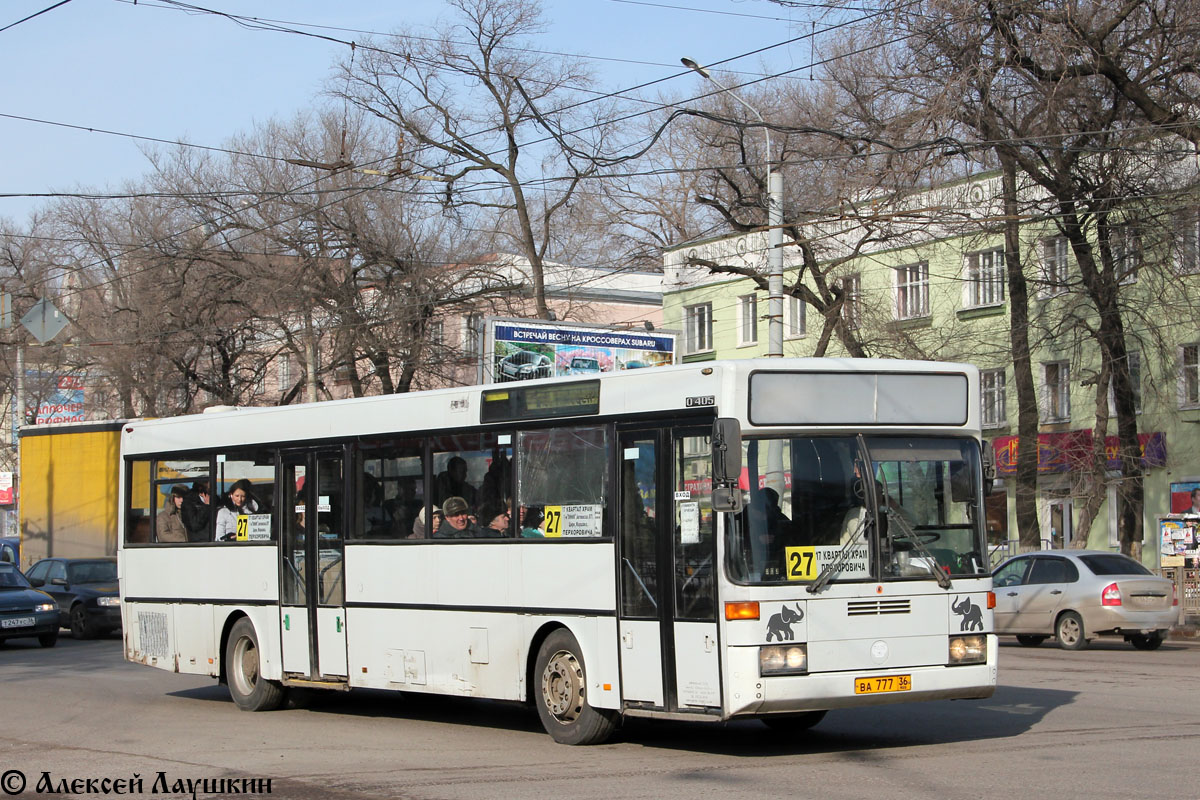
[333,0,626,320]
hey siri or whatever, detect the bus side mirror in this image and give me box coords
[712,418,743,513]
[712,418,742,485]
[981,442,996,496]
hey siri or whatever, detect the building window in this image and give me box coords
[463,314,482,358]
[737,294,758,346]
[893,262,929,320]
[428,320,444,346]
[278,357,291,391]
[1107,351,1141,414]
[1042,361,1071,422]
[964,248,1005,307]
[1181,344,1200,408]
[784,294,805,339]
[1040,236,1070,296]
[1111,224,1140,284]
[981,369,1006,428]
[838,274,861,329]
[684,303,713,355]
[1175,208,1200,275]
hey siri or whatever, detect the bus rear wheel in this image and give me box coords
[534,629,617,745]
[226,618,285,711]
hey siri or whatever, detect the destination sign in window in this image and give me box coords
[481,380,600,423]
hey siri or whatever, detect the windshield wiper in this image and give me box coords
[887,509,952,589]
[806,513,867,595]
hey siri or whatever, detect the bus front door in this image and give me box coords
[617,429,721,714]
[279,450,348,682]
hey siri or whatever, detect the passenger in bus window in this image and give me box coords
[182,480,212,543]
[156,485,188,543]
[410,505,441,539]
[435,457,477,507]
[480,452,511,507]
[477,500,511,538]
[520,506,545,538]
[216,479,259,542]
[436,496,479,538]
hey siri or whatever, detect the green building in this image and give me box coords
[663,173,1200,573]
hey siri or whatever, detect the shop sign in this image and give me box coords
[992,430,1165,476]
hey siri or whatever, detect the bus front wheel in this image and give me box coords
[534,629,617,745]
[226,618,285,711]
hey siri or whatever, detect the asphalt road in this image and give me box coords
[0,632,1197,800]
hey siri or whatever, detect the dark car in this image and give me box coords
[25,557,120,639]
[497,350,553,381]
[0,562,59,647]
[0,536,18,566]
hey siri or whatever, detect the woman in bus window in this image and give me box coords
[156,485,189,543]
[216,479,259,542]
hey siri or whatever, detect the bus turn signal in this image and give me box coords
[725,601,760,621]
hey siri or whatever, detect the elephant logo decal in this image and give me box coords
[765,604,804,641]
[952,596,983,631]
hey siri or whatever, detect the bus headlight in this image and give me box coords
[948,635,986,665]
[760,644,807,676]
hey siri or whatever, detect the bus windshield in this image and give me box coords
[726,435,987,585]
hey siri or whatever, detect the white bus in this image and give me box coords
[119,358,996,744]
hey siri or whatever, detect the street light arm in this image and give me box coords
[681,56,784,358]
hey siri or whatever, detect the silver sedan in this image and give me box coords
[992,550,1177,650]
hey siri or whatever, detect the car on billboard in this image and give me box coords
[497,350,553,381]
[565,357,602,375]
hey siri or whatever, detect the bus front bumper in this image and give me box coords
[724,637,998,717]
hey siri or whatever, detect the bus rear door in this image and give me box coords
[279,449,348,683]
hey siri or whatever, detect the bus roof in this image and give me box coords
[120,358,979,455]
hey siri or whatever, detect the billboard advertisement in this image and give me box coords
[486,319,675,383]
[31,373,86,425]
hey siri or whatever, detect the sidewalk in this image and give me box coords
[1169,623,1199,640]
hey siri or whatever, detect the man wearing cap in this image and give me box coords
[438,496,479,538]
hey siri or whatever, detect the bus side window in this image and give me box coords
[357,438,425,540]
[126,458,153,545]
[213,451,275,543]
[516,426,608,539]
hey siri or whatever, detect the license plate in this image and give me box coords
[1,616,35,629]
[854,674,911,694]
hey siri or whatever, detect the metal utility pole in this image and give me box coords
[682,57,784,357]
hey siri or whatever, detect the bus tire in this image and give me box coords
[1055,611,1087,651]
[761,710,827,732]
[226,618,285,711]
[534,629,617,745]
[1015,635,1047,647]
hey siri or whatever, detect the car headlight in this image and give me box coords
[97,596,121,607]
[35,602,56,612]
[948,635,986,665]
[760,644,808,676]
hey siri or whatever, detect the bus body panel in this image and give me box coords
[618,620,665,705]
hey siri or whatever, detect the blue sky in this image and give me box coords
[0,0,817,224]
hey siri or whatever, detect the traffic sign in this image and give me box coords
[20,297,68,343]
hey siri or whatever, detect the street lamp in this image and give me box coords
[682,57,785,357]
